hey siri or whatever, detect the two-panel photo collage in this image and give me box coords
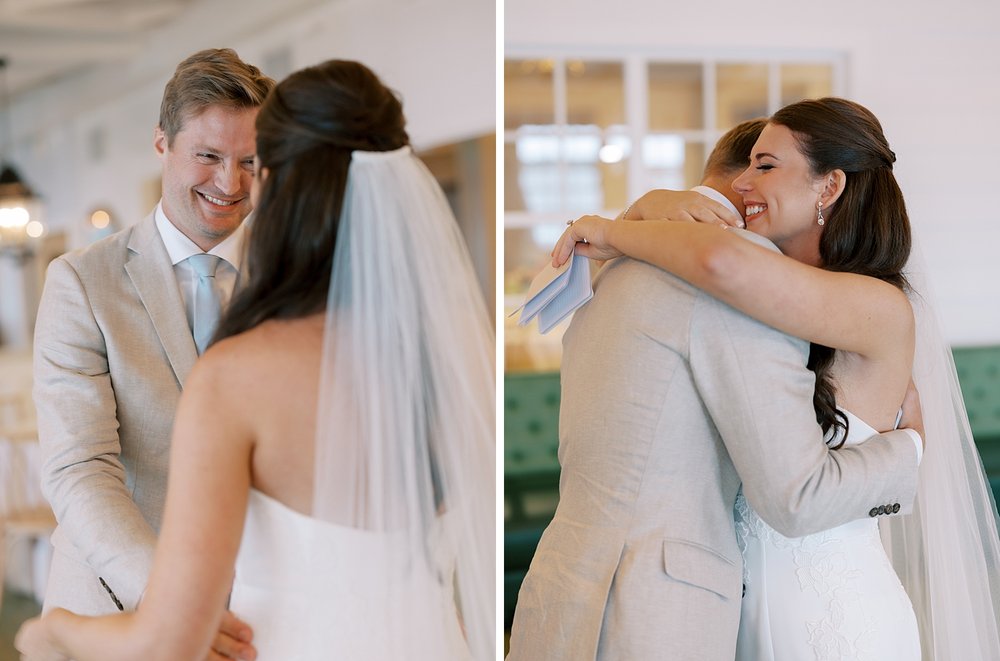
[0,1,998,659]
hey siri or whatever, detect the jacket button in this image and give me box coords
[892,503,900,513]
[869,507,879,517]
[877,505,886,515]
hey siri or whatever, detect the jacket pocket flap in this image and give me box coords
[661,538,740,600]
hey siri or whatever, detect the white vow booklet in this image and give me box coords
[512,253,593,334]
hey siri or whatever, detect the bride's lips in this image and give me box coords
[744,202,767,223]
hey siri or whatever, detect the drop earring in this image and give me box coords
[817,202,825,226]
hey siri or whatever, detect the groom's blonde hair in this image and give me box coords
[704,118,766,178]
[158,48,275,146]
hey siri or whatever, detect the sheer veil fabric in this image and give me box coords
[314,146,495,659]
[880,244,1000,660]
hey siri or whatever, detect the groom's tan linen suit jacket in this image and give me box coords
[34,212,207,614]
[507,233,919,661]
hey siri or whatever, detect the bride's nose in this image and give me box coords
[732,166,752,194]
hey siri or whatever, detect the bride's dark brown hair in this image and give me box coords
[214,60,409,343]
[770,98,911,445]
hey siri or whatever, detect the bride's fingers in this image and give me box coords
[208,611,256,661]
[552,217,588,266]
[552,229,577,267]
[684,205,744,228]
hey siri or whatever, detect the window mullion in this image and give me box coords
[553,58,568,212]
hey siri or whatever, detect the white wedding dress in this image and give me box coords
[734,409,920,661]
[229,489,471,660]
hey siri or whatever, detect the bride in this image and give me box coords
[16,59,495,660]
[554,97,1000,659]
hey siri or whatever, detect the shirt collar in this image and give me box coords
[154,201,246,270]
[690,185,741,220]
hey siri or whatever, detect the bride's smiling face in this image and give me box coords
[732,123,828,260]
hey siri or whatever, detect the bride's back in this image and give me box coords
[210,313,324,516]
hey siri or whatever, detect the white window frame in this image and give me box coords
[504,48,847,230]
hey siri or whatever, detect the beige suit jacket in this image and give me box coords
[507,235,919,660]
[35,213,202,614]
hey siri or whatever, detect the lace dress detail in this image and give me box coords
[733,410,920,661]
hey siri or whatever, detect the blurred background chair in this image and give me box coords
[0,348,53,616]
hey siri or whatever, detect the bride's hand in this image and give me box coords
[898,379,925,451]
[622,189,744,228]
[15,614,69,661]
[552,215,621,267]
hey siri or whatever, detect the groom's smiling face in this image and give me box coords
[732,123,827,255]
[155,104,258,252]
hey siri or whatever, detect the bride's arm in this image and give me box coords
[17,347,256,661]
[552,215,913,360]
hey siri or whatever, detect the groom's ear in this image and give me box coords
[820,169,847,208]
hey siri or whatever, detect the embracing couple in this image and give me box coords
[508,99,1000,660]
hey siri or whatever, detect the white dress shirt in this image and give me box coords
[154,202,245,336]
[690,184,741,220]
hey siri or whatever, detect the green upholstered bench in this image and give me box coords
[953,346,1000,501]
[504,371,562,525]
[504,370,562,628]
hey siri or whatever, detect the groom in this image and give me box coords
[33,49,274,660]
[506,119,923,660]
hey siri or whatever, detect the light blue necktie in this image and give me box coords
[189,253,222,355]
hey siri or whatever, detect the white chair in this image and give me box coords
[0,436,54,610]
[2,506,56,609]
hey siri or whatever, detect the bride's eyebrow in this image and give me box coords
[753,151,780,162]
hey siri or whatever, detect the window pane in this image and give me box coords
[505,59,555,130]
[598,130,629,211]
[781,64,833,106]
[648,63,703,130]
[507,128,561,213]
[504,225,565,296]
[559,127,630,213]
[717,63,768,129]
[566,61,624,127]
[642,136,705,191]
[682,142,707,190]
[504,141,526,211]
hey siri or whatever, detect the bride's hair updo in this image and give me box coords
[216,60,410,341]
[770,97,911,443]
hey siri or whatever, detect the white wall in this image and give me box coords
[5,0,494,248]
[507,0,1000,345]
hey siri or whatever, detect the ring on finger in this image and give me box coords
[582,237,589,244]
[566,219,575,226]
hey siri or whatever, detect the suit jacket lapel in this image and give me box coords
[124,214,198,387]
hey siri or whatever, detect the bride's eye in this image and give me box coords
[756,164,774,171]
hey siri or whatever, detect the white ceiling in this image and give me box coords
[0,0,195,98]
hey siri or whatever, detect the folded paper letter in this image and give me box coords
[512,253,593,334]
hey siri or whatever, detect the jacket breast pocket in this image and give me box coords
[661,538,741,601]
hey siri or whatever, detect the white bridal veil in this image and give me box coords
[313,146,495,659]
[881,245,1000,660]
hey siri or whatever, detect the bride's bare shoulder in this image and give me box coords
[191,314,325,395]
